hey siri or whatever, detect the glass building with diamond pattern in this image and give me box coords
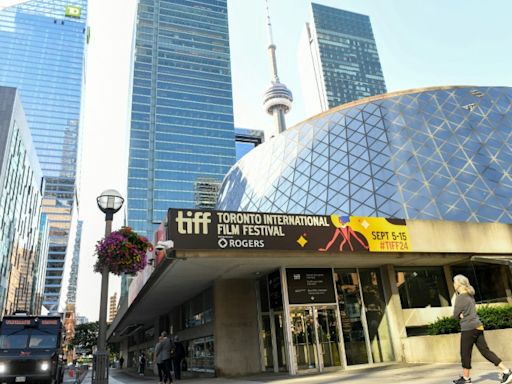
[218,86,512,224]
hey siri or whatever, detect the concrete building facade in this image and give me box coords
[109,210,512,376]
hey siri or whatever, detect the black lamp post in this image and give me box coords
[93,189,124,384]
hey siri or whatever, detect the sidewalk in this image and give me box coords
[81,362,511,383]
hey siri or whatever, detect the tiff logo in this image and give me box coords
[176,211,211,235]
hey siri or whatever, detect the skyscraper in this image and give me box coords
[298,3,387,116]
[0,1,88,311]
[0,86,45,316]
[127,0,236,238]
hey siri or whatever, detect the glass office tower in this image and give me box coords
[0,1,88,311]
[128,0,236,237]
[0,87,45,316]
[298,3,387,116]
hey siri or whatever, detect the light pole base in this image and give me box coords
[92,351,109,384]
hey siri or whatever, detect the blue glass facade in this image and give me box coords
[0,1,88,310]
[218,86,512,224]
[299,3,386,113]
[128,0,236,237]
[0,87,44,316]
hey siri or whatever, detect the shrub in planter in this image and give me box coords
[428,316,460,335]
[428,304,512,335]
[94,226,152,276]
[478,305,512,330]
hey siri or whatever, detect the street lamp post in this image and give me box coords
[93,189,124,384]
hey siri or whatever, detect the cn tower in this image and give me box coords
[262,0,293,135]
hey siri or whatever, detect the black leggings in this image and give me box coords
[460,329,501,369]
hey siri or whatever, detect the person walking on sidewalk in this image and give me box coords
[156,331,173,383]
[172,336,186,380]
[155,335,165,384]
[452,274,512,384]
[138,352,146,376]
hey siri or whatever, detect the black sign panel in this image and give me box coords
[166,209,404,253]
[268,270,283,310]
[286,268,336,304]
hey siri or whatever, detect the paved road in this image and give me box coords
[81,362,511,384]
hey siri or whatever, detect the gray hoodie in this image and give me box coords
[453,293,482,331]
[155,336,174,361]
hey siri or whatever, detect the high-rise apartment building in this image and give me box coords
[0,87,45,316]
[0,1,88,311]
[298,3,386,115]
[127,0,236,238]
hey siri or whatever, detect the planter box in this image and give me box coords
[403,329,512,363]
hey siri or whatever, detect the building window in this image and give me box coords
[451,262,511,303]
[396,267,450,309]
[182,288,213,329]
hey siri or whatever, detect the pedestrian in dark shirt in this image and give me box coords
[119,355,124,369]
[138,352,146,376]
[172,336,186,380]
[452,274,511,384]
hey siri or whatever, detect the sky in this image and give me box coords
[76,0,512,321]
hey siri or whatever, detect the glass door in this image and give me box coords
[334,268,395,365]
[316,307,342,368]
[290,308,318,370]
[290,306,343,372]
[334,269,370,365]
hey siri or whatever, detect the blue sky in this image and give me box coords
[77,0,512,321]
[228,0,512,134]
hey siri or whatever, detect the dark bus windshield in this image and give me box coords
[0,330,58,349]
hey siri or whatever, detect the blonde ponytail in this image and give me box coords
[453,274,475,296]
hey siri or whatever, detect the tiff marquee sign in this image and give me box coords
[167,209,412,253]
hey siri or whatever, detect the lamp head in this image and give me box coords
[97,189,124,219]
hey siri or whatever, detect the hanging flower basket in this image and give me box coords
[94,227,153,276]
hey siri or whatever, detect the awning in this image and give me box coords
[470,255,512,266]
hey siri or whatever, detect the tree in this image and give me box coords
[70,321,99,355]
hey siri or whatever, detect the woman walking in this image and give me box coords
[155,335,165,384]
[452,274,512,384]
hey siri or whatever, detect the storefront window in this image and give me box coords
[451,262,511,303]
[396,267,450,308]
[186,335,214,373]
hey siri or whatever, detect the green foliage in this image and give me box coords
[428,316,460,335]
[478,305,512,330]
[428,305,512,335]
[71,321,99,354]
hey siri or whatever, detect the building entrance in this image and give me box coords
[290,305,342,372]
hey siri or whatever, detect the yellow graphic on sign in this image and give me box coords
[296,235,308,248]
[65,5,81,18]
[348,216,411,252]
[318,215,411,252]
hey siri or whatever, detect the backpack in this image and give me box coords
[169,340,176,358]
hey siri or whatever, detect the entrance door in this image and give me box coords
[334,268,395,365]
[290,306,342,372]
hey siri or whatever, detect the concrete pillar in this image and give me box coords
[380,264,406,362]
[214,279,260,376]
